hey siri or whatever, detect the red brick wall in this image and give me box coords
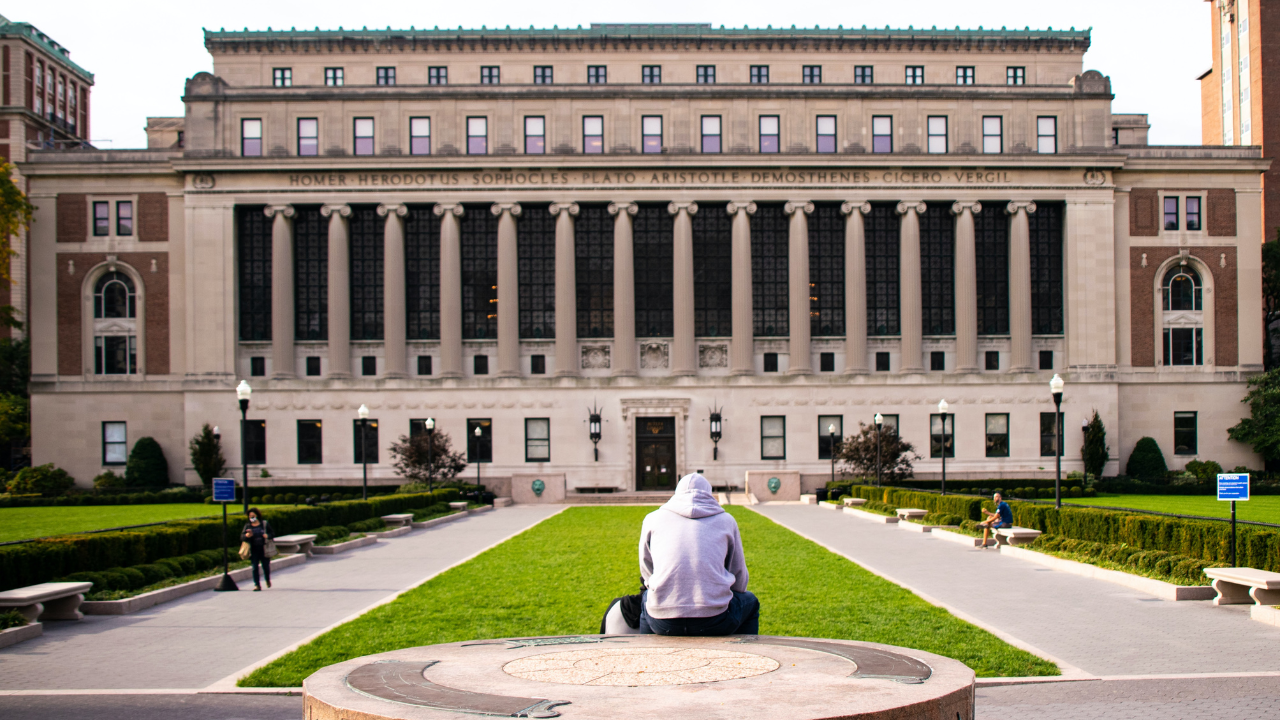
[56,194,86,243]
[1130,246,1238,367]
[1129,188,1159,236]
[57,253,169,375]
[137,193,168,242]
[1207,189,1238,237]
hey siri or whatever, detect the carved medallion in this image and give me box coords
[698,344,728,368]
[581,345,611,369]
[192,173,215,189]
[640,343,669,369]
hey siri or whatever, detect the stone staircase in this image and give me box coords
[565,491,675,505]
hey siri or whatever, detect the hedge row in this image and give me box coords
[833,486,985,521]
[0,489,461,591]
[1029,535,1225,586]
[0,489,207,508]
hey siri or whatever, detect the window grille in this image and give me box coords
[752,203,789,336]
[633,204,674,337]
[461,204,499,340]
[920,204,955,336]
[866,203,900,336]
[809,203,844,337]
[518,203,556,339]
[293,206,328,341]
[238,206,272,341]
[691,203,732,337]
[575,204,614,338]
[974,205,1009,335]
[349,206,384,340]
[1029,203,1064,335]
[406,205,440,339]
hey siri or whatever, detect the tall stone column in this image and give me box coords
[434,203,464,378]
[951,201,982,373]
[668,202,698,376]
[550,202,579,377]
[492,203,522,377]
[321,204,352,378]
[841,201,871,374]
[608,202,638,376]
[785,201,814,374]
[897,201,926,373]
[727,201,756,375]
[1007,201,1038,373]
[378,203,408,378]
[265,205,295,379]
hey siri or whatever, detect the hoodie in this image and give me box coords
[639,474,749,619]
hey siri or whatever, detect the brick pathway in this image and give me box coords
[0,505,564,691]
[977,676,1280,719]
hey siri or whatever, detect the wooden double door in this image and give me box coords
[636,417,677,490]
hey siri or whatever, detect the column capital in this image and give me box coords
[319,203,351,218]
[951,201,983,216]
[840,201,872,216]
[784,201,814,216]
[607,201,638,216]
[549,202,580,217]
[491,202,522,217]
[667,201,698,216]
[726,201,757,215]
[263,204,294,219]
[433,203,465,217]
[1006,200,1038,215]
[896,201,927,216]
[377,203,409,218]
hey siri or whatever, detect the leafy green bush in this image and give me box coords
[7,464,75,497]
[0,609,27,630]
[93,470,126,491]
[284,493,297,503]
[1069,486,1083,498]
[125,437,169,490]
[1126,437,1168,480]
[347,518,386,533]
[921,512,964,526]
[305,526,351,543]
[1030,535,1223,585]
[1184,460,1224,482]
[411,503,454,520]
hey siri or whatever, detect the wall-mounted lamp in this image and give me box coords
[588,400,602,461]
[709,404,723,460]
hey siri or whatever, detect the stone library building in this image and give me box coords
[22,24,1268,497]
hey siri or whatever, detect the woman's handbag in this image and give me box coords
[263,538,278,558]
[238,541,252,560]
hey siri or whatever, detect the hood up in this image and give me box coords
[661,473,724,519]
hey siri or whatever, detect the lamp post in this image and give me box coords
[358,404,370,501]
[589,404,603,461]
[828,423,837,489]
[709,408,723,461]
[474,425,483,499]
[424,417,435,491]
[236,381,251,515]
[874,413,884,488]
[937,399,949,496]
[1050,374,1065,509]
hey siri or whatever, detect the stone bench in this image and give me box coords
[842,498,867,507]
[896,508,927,521]
[381,513,415,528]
[273,534,318,557]
[449,501,468,511]
[0,582,93,622]
[1203,568,1280,606]
[994,527,1042,546]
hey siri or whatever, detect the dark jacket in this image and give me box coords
[241,520,274,551]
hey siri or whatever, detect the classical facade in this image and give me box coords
[23,24,1267,495]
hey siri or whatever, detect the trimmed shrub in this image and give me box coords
[125,438,169,490]
[7,464,75,497]
[1126,437,1168,480]
[93,470,127,491]
[133,563,174,585]
[284,493,297,504]
[1069,486,1083,498]
[347,518,387,533]
[0,609,27,630]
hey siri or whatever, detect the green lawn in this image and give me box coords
[0,503,286,543]
[1061,494,1280,524]
[239,505,1056,687]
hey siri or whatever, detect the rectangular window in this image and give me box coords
[428,67,448,85]
[642,116,663,154]
[1040,412,1064,457]
[985,414,1009,457]
[1040,350,1054,370]
[1174,412,1198,455]
[525,418,550,461]
[1007,66,1025,85]
[353,118,374,156]
[297,118,319,156]
[480,66,500,84]
[93,335,133,373]
[905,66,924,85]
[763,352,778,372]
[250,356,266,376]
[115,201,133,236]
[701,115,721,153]
[1164,197,1180,230]
[1113,127,1120,146]
[1164,327,1204,366]
[985,351,1000,371]
[930,351,945,371]
[467,419,492,462]
[875,351,890,372]
[816,116,836,153]
[696,65,715,84]
[927,116,947,154]
[417,355,432,375]
[819,352,835,372]
[361,356,376,376]
[642,65,661,84]
[272,68,292,87]
[530,354,546,374]
[306,356,321,376]
[818,415,842,459]
[1037,117,1057,154]
[409,117,430,155]
[587,66,606,84]
[982,116,1003,154]
[1186,197,1202,231]
[956,66,975,85]
[803,65,822,84]
[524,116,545,154]
[871,116,892,153]
[297,420,323,464]
[474,354,489,375]
[878,414,900,437]
[376,67,395,86]
[102,421,127,465]
[759,116,779,153]
[245,420,266,464]
[930,414,955,458]
[533,66,553,84]
[93,201,109,236]
[467,117,488,155]
[583,116,604,154]
[761,416,786,460]
[854,66,873,84]
[324,67,343,86]
[241,118,262,156]
[750,65,769,84]
[353,418,379,463]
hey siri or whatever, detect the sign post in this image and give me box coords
[212,478,239,592]
[1217,473,1250,568]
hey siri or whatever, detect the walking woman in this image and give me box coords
[241,508,275,591]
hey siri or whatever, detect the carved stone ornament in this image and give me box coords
[1083,170,1107,186]
[580,345,611,369]
[531,479,545,497]
[640,343,669,369]
[699,344,729,368]
[191,173,215,190]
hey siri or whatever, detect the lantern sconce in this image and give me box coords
[588,400,603,461]
[709,403,723,460]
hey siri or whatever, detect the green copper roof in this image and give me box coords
[0,15,93,82]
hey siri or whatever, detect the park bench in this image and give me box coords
[896,508,927,521]
[0,582,93,623]
[272,534,318,557]
[994,527,1042,546]
[381,513,415,528]
[449,501,468,511]
[1203,568,1280,606]
[842,497,867,507]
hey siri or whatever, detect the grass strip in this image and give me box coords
[1061,494,1280,524]
[239,505,1056,687]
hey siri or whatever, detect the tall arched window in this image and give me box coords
[94,272,136,319]
[1162,264,1203,366]
[92,271,138,375]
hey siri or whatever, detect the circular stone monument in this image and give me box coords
[303,635,975,720]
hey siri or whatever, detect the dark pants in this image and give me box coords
[251,551,271,587]
[639,590,759,636]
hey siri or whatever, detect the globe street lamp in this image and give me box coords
[236,381,252,515]
[358,404,370,501]
[424,417,435,491]
[1050,374,1065,509]
[828,423,837,489]
[873,413,884,488]
[937,399,950,496]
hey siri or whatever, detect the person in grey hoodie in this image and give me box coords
[637,473,758,635]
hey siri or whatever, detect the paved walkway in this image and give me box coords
[977,676,1280,719]
[752,504,1280,677]
[0,505,564,691]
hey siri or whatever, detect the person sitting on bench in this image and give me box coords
[978,492,1013,547]
[635,473,758,636]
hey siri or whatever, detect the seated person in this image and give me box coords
[635,473,758,636]
[978,492,1013,547]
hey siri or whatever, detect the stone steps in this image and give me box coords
[566,491,675,505]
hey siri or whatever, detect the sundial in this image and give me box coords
[304,635,975,719]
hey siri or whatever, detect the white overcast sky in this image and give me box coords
[26,0,1211,149]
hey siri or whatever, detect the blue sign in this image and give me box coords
[212,478,237,503]
[1217,473,1250,502]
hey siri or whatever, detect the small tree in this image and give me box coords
[389,430,467,491]
[835,422,918,484]
[125,437,170,489]
[7,463,74,497]
[188,423,226,488]
[1126,436,1168,480]
[1228,367,1280,464]
[1081,410,1110,480]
